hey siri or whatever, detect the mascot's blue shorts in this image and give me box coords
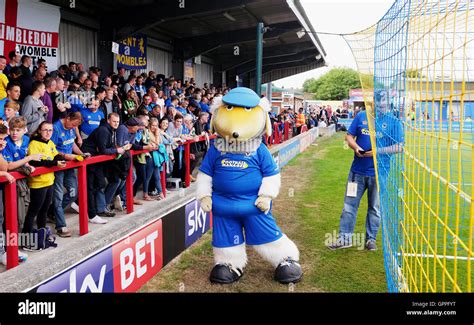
[212,211,283,248]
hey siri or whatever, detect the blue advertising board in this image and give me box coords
[184,200,211,248]
[278,140,301,168]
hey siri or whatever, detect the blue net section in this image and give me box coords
[373,0,412,293]
[345,0,474,292]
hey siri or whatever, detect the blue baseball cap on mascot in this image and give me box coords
[222,87,260,108]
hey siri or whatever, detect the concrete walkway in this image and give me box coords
[0,184,197,292]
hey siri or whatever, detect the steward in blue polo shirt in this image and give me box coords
[328,89,404,252]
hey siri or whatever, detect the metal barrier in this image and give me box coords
[0,125,308,270]
[266,121,297,147]
[184,134,217,187]
[0,149,168,270]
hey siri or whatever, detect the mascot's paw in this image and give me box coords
[255,196,272,214]
[199,196,212,212]
[274,258,303,284]
[209,264,243,284]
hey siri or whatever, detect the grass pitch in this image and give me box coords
[141,133,387,293]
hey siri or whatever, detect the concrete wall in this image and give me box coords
[318,124,336,137]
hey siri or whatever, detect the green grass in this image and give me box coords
[141,133,388,292]
[384,129,473,292]
[291,133,387,292]
[140,131,472,293]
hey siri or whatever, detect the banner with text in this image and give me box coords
[0,0,60,69]
[116,34,147,70]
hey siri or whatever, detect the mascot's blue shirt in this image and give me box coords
[200,142,279,218]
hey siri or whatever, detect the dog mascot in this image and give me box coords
[196,87,303,284]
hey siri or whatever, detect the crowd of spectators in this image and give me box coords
[0,51,228,263]
[270,104,357,136]
[0,50,356,265]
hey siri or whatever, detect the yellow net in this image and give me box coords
[344,0,473,292]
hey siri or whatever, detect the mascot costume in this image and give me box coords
[196,87,303,284]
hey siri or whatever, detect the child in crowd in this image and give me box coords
[1,101,20,130]
[3,117,42,231]
[0,123,28,265]
[22,121,67,251]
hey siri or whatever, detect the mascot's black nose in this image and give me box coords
[232,132,239,139]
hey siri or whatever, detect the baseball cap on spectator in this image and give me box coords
[125,117,145,127]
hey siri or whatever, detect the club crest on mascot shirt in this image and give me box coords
[196,87,303,284]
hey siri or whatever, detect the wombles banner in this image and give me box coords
[0,0,60,69]
[116,34,147,70]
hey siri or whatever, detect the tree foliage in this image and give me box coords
[303,67,362,100]
[404,69,423,79]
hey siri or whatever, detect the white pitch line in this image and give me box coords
[404,151,471,203]
[398,253,474,261]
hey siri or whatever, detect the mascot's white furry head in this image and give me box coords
[210,88,272,147]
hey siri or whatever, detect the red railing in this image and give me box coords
[284,121,292,141]
[0,126,306,270]
[184,134,217,187]
[266,122,282,147]
[265,121,298,147]
[0,148,168,270]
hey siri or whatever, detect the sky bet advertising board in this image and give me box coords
[185,200,211,248]
[29,198,213,293]
[32,219,163,293]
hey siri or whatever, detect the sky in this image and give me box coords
[273,0,395,89]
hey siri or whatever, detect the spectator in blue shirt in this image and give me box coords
[176,98,189,116]
[164,90,177,107]
[166,95,179,111]
[175,80,183,95]
[67,81,87,113]
[3,117,38,169]
[199,96,211,113]
[3,117,43,232]
[137,94,154,116]
[51,112,88,237]
[80,98,104,140]
[134,75,146,102]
